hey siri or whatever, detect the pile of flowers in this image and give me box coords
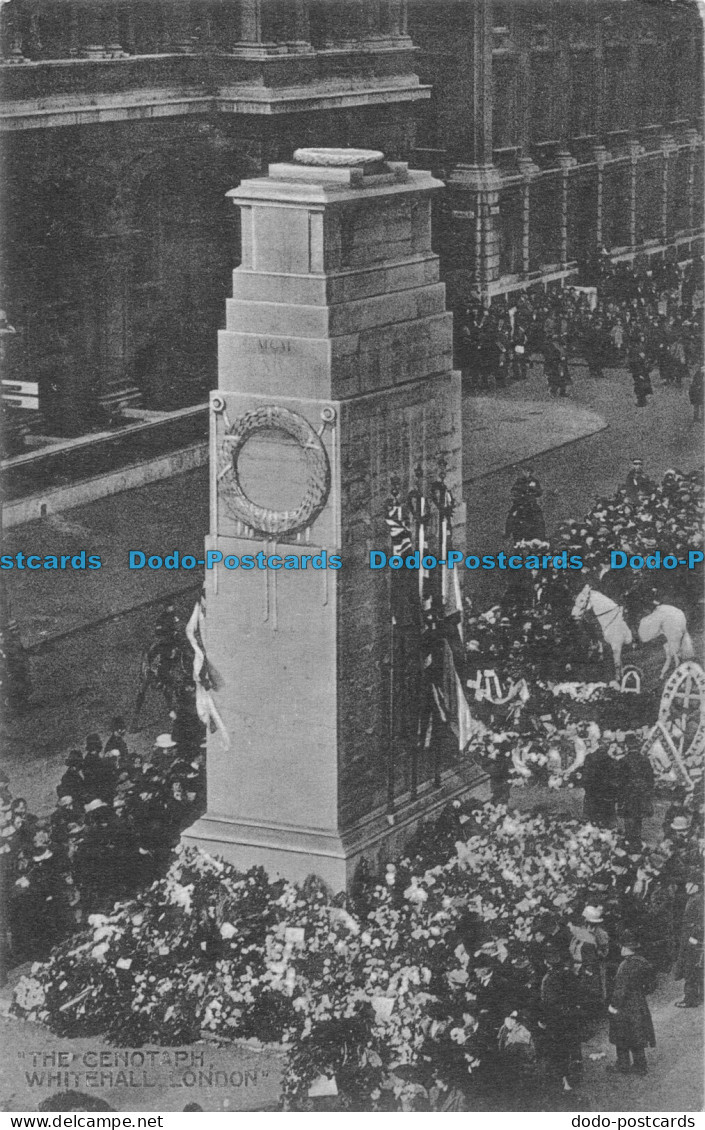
[13,802,667,1110]
[464,720,655,790]
[536,681,659,731]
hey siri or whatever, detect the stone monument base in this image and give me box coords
[182,768,481,889]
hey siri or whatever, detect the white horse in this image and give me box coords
[637,604,694,678]
[571,584,632,679]
[572,584,694,679]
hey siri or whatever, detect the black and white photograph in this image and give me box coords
[0,0,703,1116]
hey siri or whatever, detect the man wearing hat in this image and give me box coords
[570,905,610,1006]
[82,736,118,804]
[151,732,177,772]
[608,930,656,1075]
[103,717,131,769]
[58,751,87,807]
[673,872,703,1008]
[661,816,697,942]
[625,459,649,502]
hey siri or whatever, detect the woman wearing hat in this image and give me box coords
[608,931,656,1075]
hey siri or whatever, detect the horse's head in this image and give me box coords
[572,584,591,620]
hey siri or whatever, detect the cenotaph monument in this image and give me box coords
[182,147,467,889]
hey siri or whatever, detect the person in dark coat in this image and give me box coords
[673,873,703,1008]
[608,930,657,1075]
[485,736,513,805]
[505,496,546,544]
[616,734,655,845]
[624,459,650,502]
[579,745,618,827]
[103,717,129,764]
[511,324,529,381]
[661,817,696,941]
[538,945,585,1092]
[544,338,569,397]
[58,751,87,807]
[82,748,118,805]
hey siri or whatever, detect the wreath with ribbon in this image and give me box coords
[217,404,331,537]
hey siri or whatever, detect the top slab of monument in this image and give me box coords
[267,146,410,188]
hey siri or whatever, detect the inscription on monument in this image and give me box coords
[257,338,291,354]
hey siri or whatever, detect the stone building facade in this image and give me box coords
[0,0,424,434]
[1,0,702,434]
[409,0,704,306]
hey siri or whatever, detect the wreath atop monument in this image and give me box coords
[215,402,331,537]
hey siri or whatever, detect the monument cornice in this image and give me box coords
[226,169,444,208]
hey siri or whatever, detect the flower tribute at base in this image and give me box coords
[13,802,689,1110]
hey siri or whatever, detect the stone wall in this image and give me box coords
[409,0,704,304]
[0,103,418,434]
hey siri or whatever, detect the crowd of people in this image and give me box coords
[456,252,704,409]
[534,798,703,1091]
[0,710,205,975]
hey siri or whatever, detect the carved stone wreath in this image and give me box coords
[218,404,331,537]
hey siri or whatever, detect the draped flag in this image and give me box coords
[385,462,473,757]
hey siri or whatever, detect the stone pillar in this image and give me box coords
[182,149,467,889]
[27,3,42,58]
[593,144,610,251]
[68,3,80,57]
[361,0,381,39]
[469,0,493,167]
[515,11,531,159]
[387,0,402,36]
[517,154,538,277]
[286,0,312,53]
[104,5,126,57]
[1,1,28,63]
[660,133,677,243]
[80,2,109,59]
[446,0,500,298]
[594,15,605,140]
[165,0,194,53]
[378,0,411,47]
[627,138,642,251]
[231,0,278,55]
[685,129,701,232]
[122,3,136,56]
[557,150,577,268]
[93,240,142,416]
